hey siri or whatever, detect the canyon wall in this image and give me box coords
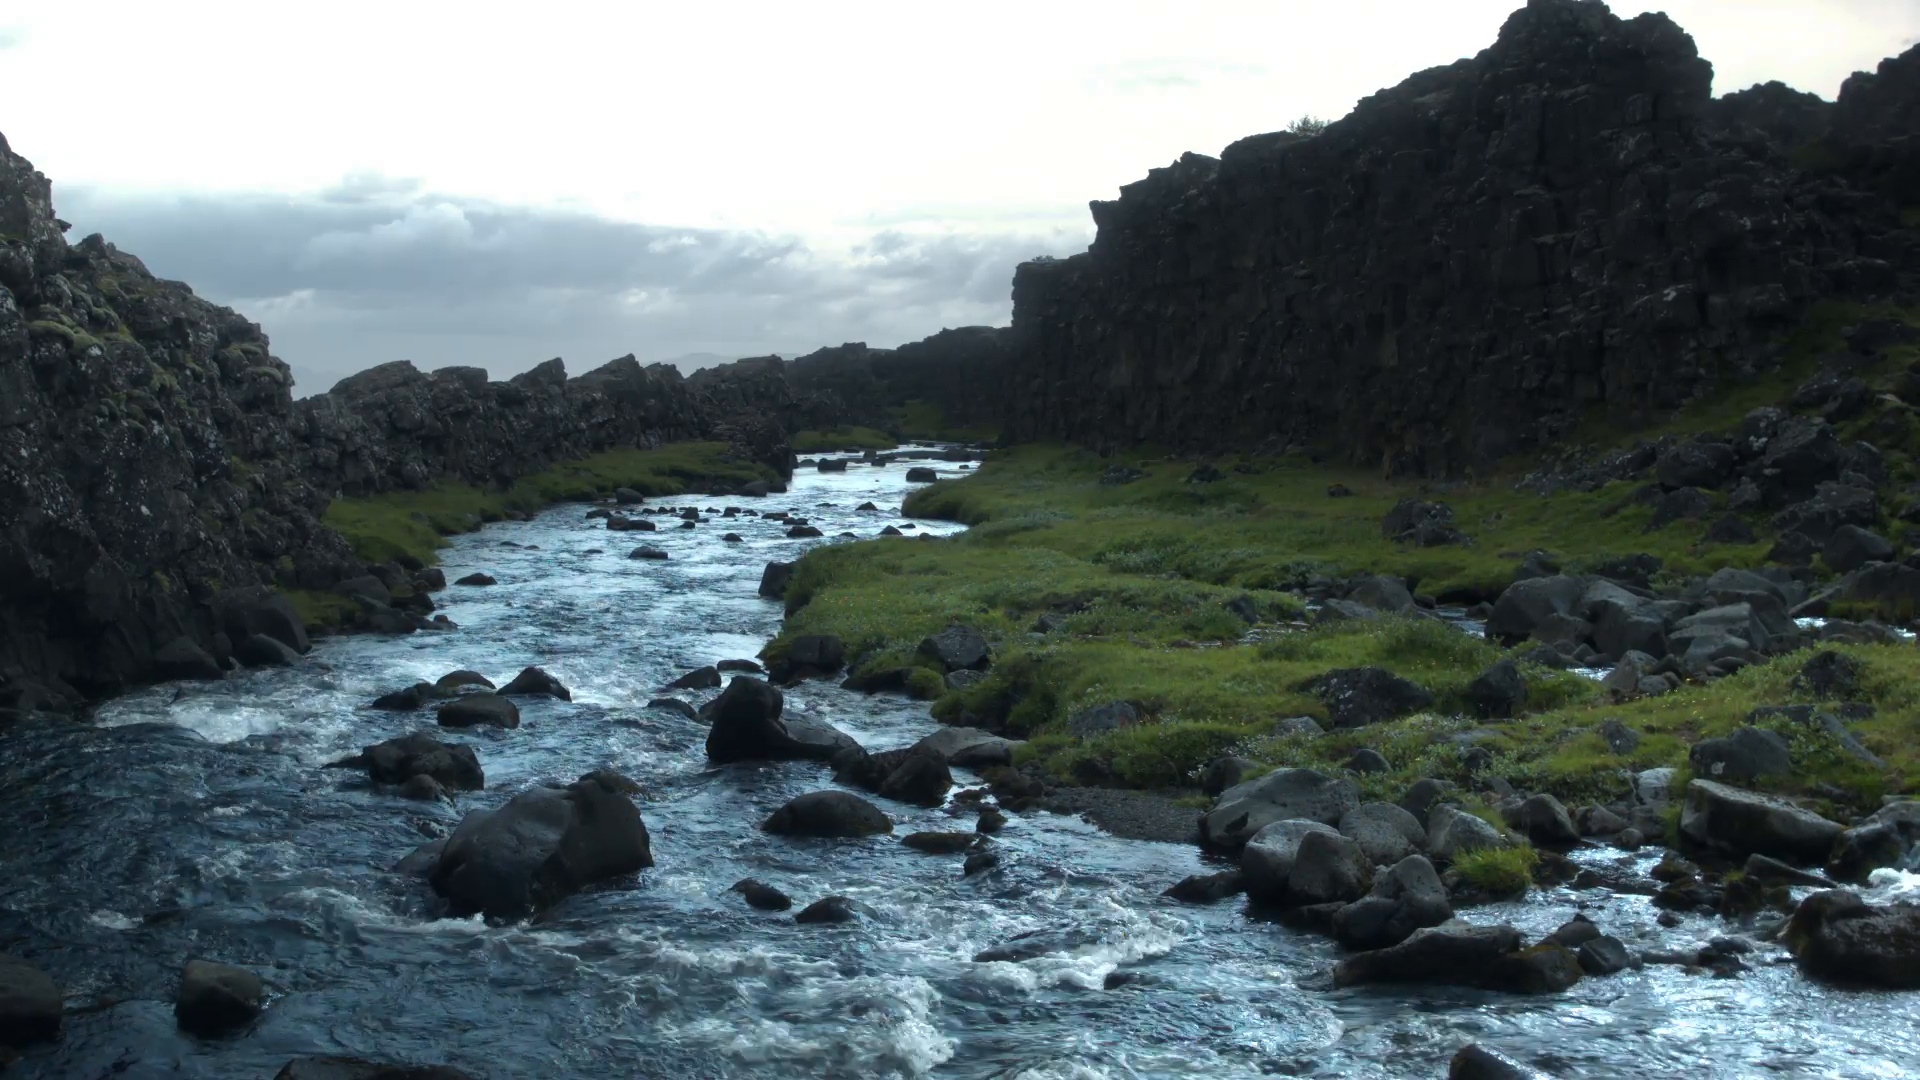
[1001,0,1920,474]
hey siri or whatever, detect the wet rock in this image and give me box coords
[1576,936,1633,976]
[729,879,793,911]
[1576,805,1629,836]
[1332,854,1451,951]
[430,772,653,918]
[400,774,446,801]
[454,573,496,587]
[1241,819,1341,902]
[1744,853,1836,888]
[1338,802,1425,865]
[705,677,858,763]
[1164,869,1246,904]
[155,635,224,681]
[1288,831,1371,905]
[435,670,495,693]
[667,665,721,690]
[1465,658,1526,719]
[716,659,764,674]
[371,683,438,711]
[1332,923,1521,988]
[918,624,991,672]
[1426,805,1508,862]
[795,896,863,924]
[782,634,846,678]
[645,698,699,721]
[1783,890,1920,989]
[329,731,484,791]
[878,750,955,807]
[908,726,1018,770]
[1203,768,1360,850]
[435,694,520,729]
[905,467,939,482]
[963,849,1001,875]
[497,666,570,700]
[1485,575,1584,645]
[1448,1044,1544,1080]
[605,514,655,532]
[628,546,669,560]
[973,928,1102,963]
[1688,726,1792,782]
[211,586,311,657]
[1826,824,1908,883]
[175,959,265,1037]
[758,561,795,599]
[762,791,893,837]
[1504,794,1579,848]
[976,807,1008,834]
[902,831,984,854]
[1300,667,1433,728]
[1679,779,1844,863]
[1200,755,1255,796]
[1346,748,1390,774]
[234,633,301,668]
[0,954,61,1047]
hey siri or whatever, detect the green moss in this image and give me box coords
[285,589,359,631]
[1902,207,1920,229]
[792,426,898,452]
[904,667,946,699]
[1453,844,1539,895]
[322,442,776,566]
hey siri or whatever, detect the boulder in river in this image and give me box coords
[435,694,521,729]
[645,698,699,722]
[429,771,653,919]
[1240,819,1340,902]
[1507,793,1580,847]
[1782,889,1920,988]
[435,670,495,693]
[628,546,669,560]
[1331,854,1452,951]
[908,726,1018,769]
[705,677,859,763]
[762,791,893,837]
[1338,802,1425,866]
[454,573,496,587]
[795,896,866,924]
[1447,1044,1547,1079]
[1426,805,1509,861]
[498,666,571,700]
[902,831,985,854]
[730,878,793,911]
[176,959,265,1037]
[906,467,939,482]
[1204,768,1360,850]
[328,731,484,791]
[234,633,301,668]
[780,634,846,679]
[154,635,223,681]
[1287,830,1371,905]
[1335,923,1578,993]
[370,682,439,710]
[1679,779,1844,863]
[210,586,310,657]
[667,665,721,690]
[1164,869,1247,904]
[0,953,61,1047]
[758,561,795,599]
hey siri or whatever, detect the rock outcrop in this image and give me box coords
[999,1,1918,473]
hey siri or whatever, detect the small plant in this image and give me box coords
[1453,845,1540,897]
[1286,114,1329,136]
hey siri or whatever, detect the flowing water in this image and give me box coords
[3,449,1918,1079]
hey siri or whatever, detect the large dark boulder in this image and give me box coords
[1679,779,1843,863]
[435,694,521,729]
[498,666,571,700]
[211,586,311,656]
[175,959,265,1037]
[154,635,224,681]
[704,677,859,763]
[1655,440,1736,490]
[1381,499,1464,546]
[758,561,795,599]
[428,772,653,918]
[1203,768,1360,849]
[1485,575,1585,645]
[1783,890,1920,989]
[1770,482,1876,544]
[1300,667,1433,728]
[1688,727,1792,783]
[1465,659,1526,719]
[1823,525,1893,574]
[329,731,484,791]
[0,953,61,1047]
[917,625,991,672]
[782,635,846,678]
[1330,854,1452,951]
[762,791,893,837]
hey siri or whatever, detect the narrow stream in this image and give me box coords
[2,449,1916,1078]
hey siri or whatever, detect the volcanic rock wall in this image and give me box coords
[1002,0,1920,474]
[786,326,1014,432]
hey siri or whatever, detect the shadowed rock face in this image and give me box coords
[999,0,1920,474]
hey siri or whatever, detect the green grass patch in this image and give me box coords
[322,442,777,565]
[1454,845,1539,895]
[792,426,898,453]
[285,589,359,632]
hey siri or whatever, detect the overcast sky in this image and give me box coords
[3,1,1915,395]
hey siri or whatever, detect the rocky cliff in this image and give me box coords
[0,134,802,711]
[786,326,1014,433]
[1002,0,1920,474]
[0,133,360,707]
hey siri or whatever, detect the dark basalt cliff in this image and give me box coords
[1002,0,1920,474]
[0,134,798,711]
[786,326,1014,432]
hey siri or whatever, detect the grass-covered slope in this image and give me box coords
[771,439,1918,819]
[791,426,899,453]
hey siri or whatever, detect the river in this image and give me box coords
[1,449,1916,1078]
